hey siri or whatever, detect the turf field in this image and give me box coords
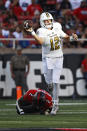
[0,98,87,128]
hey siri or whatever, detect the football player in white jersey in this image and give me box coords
[24,12,78,115]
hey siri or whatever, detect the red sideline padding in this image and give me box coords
[55,128,87,131]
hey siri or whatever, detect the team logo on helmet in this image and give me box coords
[45,12,50,18]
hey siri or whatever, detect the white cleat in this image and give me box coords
[50,105,59,115]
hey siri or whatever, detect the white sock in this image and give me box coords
[52,83,59,105]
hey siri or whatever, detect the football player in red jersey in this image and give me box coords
[16,88,53,115]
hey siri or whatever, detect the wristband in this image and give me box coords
[70,36,74,41]
[31,31,36,36]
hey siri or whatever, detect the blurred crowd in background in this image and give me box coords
[0,0,87,49]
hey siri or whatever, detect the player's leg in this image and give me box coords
[50,57,63,115]
[50,83,59,115]
[44,70,53,96]
[42,58,53,95]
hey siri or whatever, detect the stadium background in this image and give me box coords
[0,0,87,130]
[0,49,87,98]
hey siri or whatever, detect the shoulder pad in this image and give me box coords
[53,22,62,29]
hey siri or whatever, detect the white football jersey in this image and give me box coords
[36,22,66,58]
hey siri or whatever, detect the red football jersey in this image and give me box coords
[23,89,53,110]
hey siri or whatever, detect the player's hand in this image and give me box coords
[20,111,24,115]
[19,109,24,115]
[26,27,34,33]
[72,33,78,41]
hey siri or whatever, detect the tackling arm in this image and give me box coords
[16,97,34,115]
[16,99,24,115]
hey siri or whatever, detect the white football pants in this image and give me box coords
[42,57,63,84]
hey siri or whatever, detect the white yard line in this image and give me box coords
[0,109,15,111]
[1,108,87,115]
[60,110,87,111]
[6,104,16,106]
[57,112,87,114]
[6,103,87,106]
[59,103,87,105]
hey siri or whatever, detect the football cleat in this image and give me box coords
[50,105,59,115]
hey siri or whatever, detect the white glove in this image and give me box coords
[70,33,78,41]
[20,111,24,115]
[26,27,36,36]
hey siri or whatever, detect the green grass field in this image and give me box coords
[0,98,87,128]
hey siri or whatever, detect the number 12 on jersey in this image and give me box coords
[50,36,60,51]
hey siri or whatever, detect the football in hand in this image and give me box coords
[23,20,32,30]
